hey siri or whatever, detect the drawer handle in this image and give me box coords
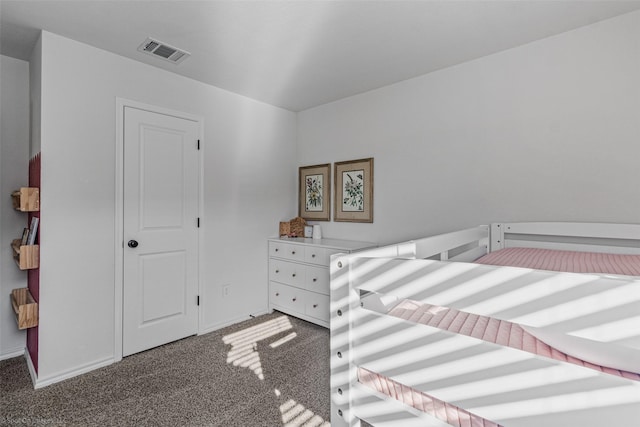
[292,297,297,302]
[275,293,280,296]
[312,254,316,258]
[275,248,279,252]
[313,278,317,282]
[292,273,296,277]
[313,304,318,308]
[292,251,296,255]
[275,270,280,273]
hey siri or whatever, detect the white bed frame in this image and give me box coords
[330,222,640,426]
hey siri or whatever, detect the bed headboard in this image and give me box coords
[490,222,640,255]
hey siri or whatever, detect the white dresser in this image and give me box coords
[268,237,375,327]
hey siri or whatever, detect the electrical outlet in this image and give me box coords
[223,285,231,297]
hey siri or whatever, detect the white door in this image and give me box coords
[123,106,200,356]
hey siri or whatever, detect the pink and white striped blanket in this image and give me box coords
[474,247,640,276]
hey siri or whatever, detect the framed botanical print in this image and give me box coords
[299,163,331,221]
[334,158,373,223]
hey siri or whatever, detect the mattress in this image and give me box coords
[474,247,640,276]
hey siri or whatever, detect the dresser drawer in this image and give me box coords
[304,247,343,266]
[270,282,328,324]
[269,259,304,288]
[305,293,329,323]
[270,282,306,314]
[304,265,329,294]
[269,241,305,262]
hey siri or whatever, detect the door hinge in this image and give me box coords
[197,139,200,150]
[197,295,200,306]
[197,217,200,228]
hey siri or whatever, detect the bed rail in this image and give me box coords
[414,225,489,261]
[491,222,640,254]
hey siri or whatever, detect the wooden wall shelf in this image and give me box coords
[11,239,39,270]
[11,187,40,212]
[11,288,38,329]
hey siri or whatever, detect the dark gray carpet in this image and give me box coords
[1,312,330,426]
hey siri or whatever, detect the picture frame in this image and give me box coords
[299,163,331,221]
[334,158,374,223]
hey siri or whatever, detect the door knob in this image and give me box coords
[127,240,139,248]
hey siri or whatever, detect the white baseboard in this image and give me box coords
[199,309,271,335]
[31,356,115,389]
[0,347,25,361]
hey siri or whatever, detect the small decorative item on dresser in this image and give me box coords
[279,221,291,237]
[289,216,306,237]
[279,217,307,237]
[312,224,322,240]
[304,226,313,238]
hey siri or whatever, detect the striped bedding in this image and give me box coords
[358,248,640,427]
[388,299,640,381]
[359,299,640,427]
[474,247,640,276]
[358,365,502,427]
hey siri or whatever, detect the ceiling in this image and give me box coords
[2,1,640,112]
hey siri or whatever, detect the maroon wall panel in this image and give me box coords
[27,152,40,373]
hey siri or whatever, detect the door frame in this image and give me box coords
[114,98,204,362]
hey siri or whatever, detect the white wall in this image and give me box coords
[298,10,640,245]
[36,31,297,384]
[0,55,30,359]
[30,37,42,158]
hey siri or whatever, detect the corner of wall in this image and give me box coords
[29,32,43,158]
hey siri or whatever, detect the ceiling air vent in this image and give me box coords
[137,37,190,64]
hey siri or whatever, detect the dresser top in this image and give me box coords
[269,236,375,251]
